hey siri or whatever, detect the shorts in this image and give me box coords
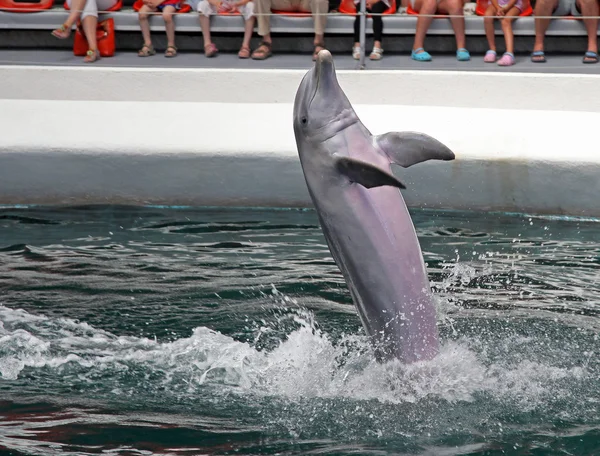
[550,0,579,16]
[190,0,255,20]
[499,0,523,11]
[409,0,441,10]
[157,0,180,10]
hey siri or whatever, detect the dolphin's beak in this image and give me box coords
[314,49,337,94]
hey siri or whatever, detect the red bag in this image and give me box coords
[73,18,115,57]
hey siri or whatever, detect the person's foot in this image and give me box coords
[312,42,326,61]
[456,48,470,61]
[204,43,218,58]
[411,48,432,61]
[165,45,177,58]
[84,49,99,63]
[370,47,383,60]
[483,50,497,63]
[497,52,515,66]
[531,50,546,63]
[238,46,251,59]
[51,24,71,39]
[138,43,156,57]
[583,50,599,64]
[352,45,361,60]
[251,41,272,60]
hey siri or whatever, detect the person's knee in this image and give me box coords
[446,0,463,14]
[163,11,174,22]
[534,0,559,14]
[245,1,255,16]
[577,0,599,12]
[417,0,438,12]
[198,0,212,15]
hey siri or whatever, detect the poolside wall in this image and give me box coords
[1,65,600,217]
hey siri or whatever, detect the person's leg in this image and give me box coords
[52,0,86,38]
[309,0,328,58]
[532,0,560,61]
[483,4,496,54]
[138,4,156,55]
[252,0,282,59]
[162,5,177,56]
[438,0,467,56]
[198,0,215,50]
[497,6,520,65]
[411,0,437,59]
[370,1,386,50]
[501,7,520,55]
[239,2,255,58]
[576,0,599,62]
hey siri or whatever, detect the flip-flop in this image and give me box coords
[456,48,470,61]
[531,50,546,63]
[411,47,432,62]
[583,50,599,64]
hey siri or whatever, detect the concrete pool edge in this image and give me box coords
[2,67,600,216]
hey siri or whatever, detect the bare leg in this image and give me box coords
[483,4,496,51]
[138,4,154,48]
[533,0,558,54]
[412,0,437,53]
[242,17,255,50]
[501,7,521,55]
[439,0,466,50]
[52,0,86,38]
[163,6,176,49]
[199,13,212,47]
[82,15,98,51]
[579,0,599,60]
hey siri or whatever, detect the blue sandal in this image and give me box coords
[583,50,599,64]
[456,48,470,61]
[531,50,546,63]
[411,47,432,62]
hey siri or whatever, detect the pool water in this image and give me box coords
[0,206,598,455]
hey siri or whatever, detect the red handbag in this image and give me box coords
[73,17,115,57]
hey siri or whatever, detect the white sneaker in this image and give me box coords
[352,46,362,60]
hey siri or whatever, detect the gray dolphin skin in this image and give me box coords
[293,50,456,364]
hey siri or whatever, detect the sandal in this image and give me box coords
[411,47,432,61]
[369,47,383,61]
[352,45,361,60]
[138,44,156,57]
[238,46,251,59]
[204,43,219,58]
[497,52,515,66]
[483,49,497,63]
[583,50,599,64]
[531,50,546,63]
[51,24,71,40]
[251,41,272,60]
[312,42,326,61]
[83,49,99,63]
[165,45,177,58]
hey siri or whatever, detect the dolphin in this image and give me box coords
[293,50,455,364]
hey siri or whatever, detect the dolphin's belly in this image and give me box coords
[315,183,439,362]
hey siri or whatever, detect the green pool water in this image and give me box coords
[0,206,598,455]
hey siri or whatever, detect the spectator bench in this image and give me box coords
[0,6,594,36]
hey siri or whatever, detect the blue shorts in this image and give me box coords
[157,2,179,11]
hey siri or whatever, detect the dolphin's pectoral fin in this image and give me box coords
[335,156,406,189]
[374,132,455,168]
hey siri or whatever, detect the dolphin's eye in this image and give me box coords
[301,116,307,125]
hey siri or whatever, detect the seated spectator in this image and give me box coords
[352,0,388,60]
[532,0,598,63]
[137,0,182,57]
[409,0,470,61]
[251,0,329,60]
[187,0,255,58]
[51,0,119,62]
[483,0,523,66]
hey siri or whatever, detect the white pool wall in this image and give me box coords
[1,65,599,216]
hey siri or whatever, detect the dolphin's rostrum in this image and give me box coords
[293,50,455,364]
